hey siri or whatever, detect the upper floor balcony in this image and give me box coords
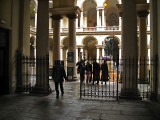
[30,26,150,36]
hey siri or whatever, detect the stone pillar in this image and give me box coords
[19,0,31,88]
[84,14,87,28]
[150,0,158,100]
[138,11,149,82]
[121,0,138,98]
[67,14,77,81]
[52,15,62,66]
[20,0,30,56]
[102,9,105,27]
[102,47,105,56]
[36,0,49,92]
[97,8,100,27]
[63,47,67,71]
[80,11,83,27]
[76,48,78,63]
[60,47,63,60]
[80,48,83,60]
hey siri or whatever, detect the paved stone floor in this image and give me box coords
[0,81,160,120]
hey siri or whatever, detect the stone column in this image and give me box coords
[67,14,77,81]
[150,0,158,100]
[80,11,83,27]
[138,11,149,82]
[19,0,30,88]
[76,48,78,63]
[20,0,30,56]
[97,8,100,27]
[84,14,87,28]
[36,0,49,92]
[80,48,83,60]
[52,15,62,66]
[102,47,105,56]
[102,9,105,27]
[121,0,138,98]
[63,47,67,71]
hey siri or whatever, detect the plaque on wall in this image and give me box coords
[67,52,74,62]
[67,67,73,80]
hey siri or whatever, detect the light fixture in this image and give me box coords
[103,0,108,8]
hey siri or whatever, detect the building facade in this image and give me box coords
[0,0,160,101]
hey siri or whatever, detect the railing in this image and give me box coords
[30,26,121,34]
[16,51,51,94]
[79,56,157,100]
[30,26,150,34]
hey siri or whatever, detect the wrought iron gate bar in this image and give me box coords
[80,57,157,100]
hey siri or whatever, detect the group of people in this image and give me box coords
[76,58,109,85]
[52,59,109,99]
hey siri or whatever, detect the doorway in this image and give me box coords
[0,28,9,94]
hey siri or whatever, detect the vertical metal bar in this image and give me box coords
[80,78,82,99]
[95,84,96,97]
[125,57,127,93]
[46,55,49,93]
[98,84,99,98]
[129,56,130,92]
[140,57,142,97]
[155,55,158,100]
[117,56,119,100]
[109,59,111,98]
[91,83,92,97]
[84,79,85,97]
[143,57,145,99]
[147,69,150,99]
[135,56,138,97]
[113,60,114,97]
[102,81,103,98]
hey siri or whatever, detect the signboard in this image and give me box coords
[67,52,74,62]
[67,67,73,80]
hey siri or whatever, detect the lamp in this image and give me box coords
[103,0,108,8]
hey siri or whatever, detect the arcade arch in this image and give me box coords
[82,36,98,60]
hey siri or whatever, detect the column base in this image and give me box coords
[30,84,52,95]
[119,88,142,100]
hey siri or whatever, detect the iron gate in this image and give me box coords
[16,51,51,94]
[80,56,157,100]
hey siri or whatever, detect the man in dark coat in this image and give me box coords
[101,59,109,84]
[85,61,92,83]
[52,60,67,99]
[93,58,100,84]
[76,59,85,83]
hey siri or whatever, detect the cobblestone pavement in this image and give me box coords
[0,81,160,120]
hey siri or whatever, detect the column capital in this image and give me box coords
[137,11,149,17]
[67,14,77,19]
[51,15,62,20]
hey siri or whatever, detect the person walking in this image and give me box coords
[101,59,109,84]
[52,60,67,99]
[93,58,100,84]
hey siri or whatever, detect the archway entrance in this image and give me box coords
[104,36,119,61]
[83,36,97,60]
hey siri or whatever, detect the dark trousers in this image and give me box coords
[55,82,64,96]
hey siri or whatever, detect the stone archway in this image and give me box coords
[82,36,98,60]
[103,36,120,61]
